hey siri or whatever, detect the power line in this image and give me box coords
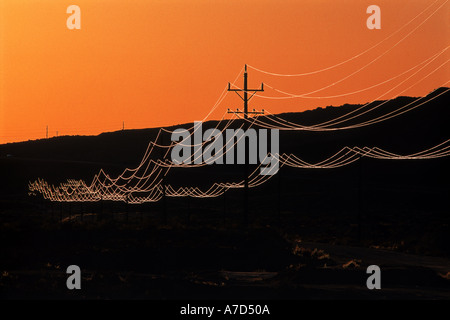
[29,138,450,203]
[247,0,446,77]
[255,47,449,99]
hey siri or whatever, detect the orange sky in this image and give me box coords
[0,0,448,143]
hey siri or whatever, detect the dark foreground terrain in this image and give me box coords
[1,198,449,300]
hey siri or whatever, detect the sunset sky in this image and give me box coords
[0,0,448,143]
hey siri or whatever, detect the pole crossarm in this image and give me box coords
[227,83,264,92]
[228,83,263,102]
[227,108,265,115]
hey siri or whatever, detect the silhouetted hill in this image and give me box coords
[1,87,448,161]
[0,87,449,197]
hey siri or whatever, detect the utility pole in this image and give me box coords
[227,64,264,227]
[186,196,191,225]
[277,165,282,225]
[160,131,167,224]
[357,155,364,244]
[46,125,48,139]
